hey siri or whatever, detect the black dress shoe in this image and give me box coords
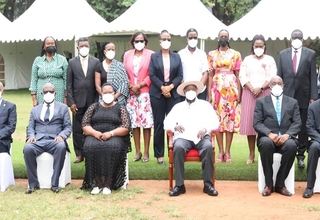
[169,185,186,196]
[74,156,84,163]
[203,185,218,196]
[25,185,40,194]
[298,159,305,168]
[303,187,313,198]
[51,186,61,193]
[275,186,292,196]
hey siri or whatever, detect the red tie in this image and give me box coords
[293,50,297,74]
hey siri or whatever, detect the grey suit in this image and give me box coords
[0,100,17,153]
[23,101,72,188]
[67,55,100,157]
[278,47,317,160]
[254,95,301,187]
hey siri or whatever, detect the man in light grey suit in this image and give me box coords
[67,37,100,163]
[24,83,72,194]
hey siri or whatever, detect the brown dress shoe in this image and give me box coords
[74,156,83,163]
[262,186,273,196]
[275,186,292,196]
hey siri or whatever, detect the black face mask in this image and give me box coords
[219,38,228,47]
[46,46,56,54]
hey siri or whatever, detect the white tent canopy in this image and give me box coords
[10,0,110,42]
[107,0,226,40]
[0,13,12,42]
[228,0,319,41]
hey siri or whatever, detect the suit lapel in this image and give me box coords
[266,96,278,121]
[297,47,307,74]
[156,52,164,78]
[169,51,175,79]
[285,48,295,76]
[280,96,287,122]
[76,56,86,77]
[138,50,147,73]
[0,100,6,116]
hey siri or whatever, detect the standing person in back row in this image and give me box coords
[278,29,317,169]
[67,37,100,163]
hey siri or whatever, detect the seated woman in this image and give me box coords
[81,83,131,195]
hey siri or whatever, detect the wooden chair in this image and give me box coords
[167,130,216,190]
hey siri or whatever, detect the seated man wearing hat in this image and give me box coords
[164,81,219,196]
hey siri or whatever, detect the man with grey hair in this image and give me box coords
[24,83,72,194]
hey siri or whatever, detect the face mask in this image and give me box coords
[185,90,197,101]
[219,38,228,47]
[134,42,145,51]
[43,93,55,103]
[105,51,115,60]
[271,85,283,97]
[254,48,264,57]
[102,93,114,104]
[188,39,198,48]
[46,46,56,54]
[161,41,171,50]
[79,47,89,57]
[291,39,302,49]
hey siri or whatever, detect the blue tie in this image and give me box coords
[44,104,50,122]
[276,97,281,135]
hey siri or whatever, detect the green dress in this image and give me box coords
[29,53,68,103]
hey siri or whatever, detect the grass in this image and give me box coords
[5,89,307,181]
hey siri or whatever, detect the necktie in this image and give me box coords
[293,50,297,74]
[276,97,281,135]
[81,58,86,76]
[44,104,50,122]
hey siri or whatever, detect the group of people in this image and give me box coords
[1,27,319,198]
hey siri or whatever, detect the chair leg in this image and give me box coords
[169,148,173,191]
[212,150,216,187]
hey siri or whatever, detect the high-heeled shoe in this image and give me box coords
[133,152,142,162]
[225,153,232,163]
[246,158,254,164]
[216,153,225,163]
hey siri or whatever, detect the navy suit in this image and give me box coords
[149,51,183,158]
[67,55,100,157]
[278,47,317,160]
[254,95,301,188]
[23,101,72,188]
[0,100,17,154]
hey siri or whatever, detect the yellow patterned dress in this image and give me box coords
[207,49,242,133]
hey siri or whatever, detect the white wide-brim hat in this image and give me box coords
[177,81,204,96]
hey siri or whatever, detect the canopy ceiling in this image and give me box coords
[9,0,110,42]
[106,0,227,40]
[228,0,319,41]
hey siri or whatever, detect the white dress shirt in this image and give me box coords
[80,55,88,76]
[271,94,282,112]
[164,98,219,144]
[40,102,55,122]
[291,47,302,73]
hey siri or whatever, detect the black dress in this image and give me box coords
[81,102,131,190]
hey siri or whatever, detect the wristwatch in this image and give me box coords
[110,131,114,137]
[170,84,174,89]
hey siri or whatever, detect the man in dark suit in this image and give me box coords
[303,99,320,198]
[24,83,72,194]
[278,29,317,168]
[67,37,100,163]
[254,76,301,197]
[0,82,17,154]
[149,30,183,164]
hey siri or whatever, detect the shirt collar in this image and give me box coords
[42,53,57,61]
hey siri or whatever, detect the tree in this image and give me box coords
[0,0,34,21]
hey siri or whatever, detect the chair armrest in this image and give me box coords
[167,130,173,150]
[210,131,216,149]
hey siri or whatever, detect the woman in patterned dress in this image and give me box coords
[123,32,154,163]
[30,36,68,106]
[207,29,242,163]
[239,34,277,164]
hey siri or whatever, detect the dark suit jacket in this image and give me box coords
[26,101,72,151]
[253,95,301,141]
[0,100,17,153]
[306,99,320,148]
[67,55,100,108]
[278,47,317,109]
[149,50,183,99]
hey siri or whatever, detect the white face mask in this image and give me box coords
[254,48,264,57]
[291,39,302,49]
[102,93,114,104]
[105,50,115,60]
[161,41,171,50]
[185,90,197,101]
[188,39,198,48]
[271,85,283,97]
[134,42,145,51]
[43,93,55,103]
[79,47,89,57]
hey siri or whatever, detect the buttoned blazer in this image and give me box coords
[0,100,16,153]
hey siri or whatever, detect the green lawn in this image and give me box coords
[5,89,307,181]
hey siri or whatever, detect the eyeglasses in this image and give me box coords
[188,37,198,40]
[134,40,145,43]
[43,91,55,94]
[161,38,171,42]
